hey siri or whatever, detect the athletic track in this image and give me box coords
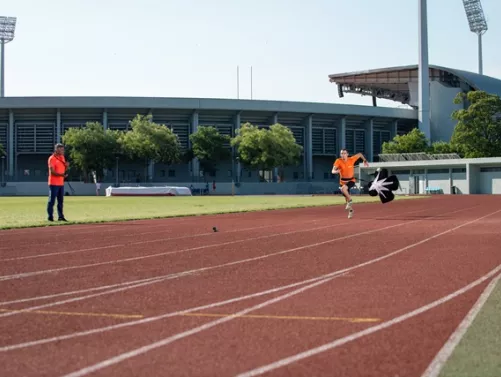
[0,195,500,377]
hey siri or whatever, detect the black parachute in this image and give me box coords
[367,168,400,204]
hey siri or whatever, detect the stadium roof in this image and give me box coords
[328,64,501,107]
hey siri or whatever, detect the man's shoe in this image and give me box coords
[48,217,54,222]
[58,217,68,222]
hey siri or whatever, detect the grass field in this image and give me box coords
[438,278,501,377]
[0,194,423,230]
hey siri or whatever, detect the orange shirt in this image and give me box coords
[48,154,66,186]
[333,156,359,184]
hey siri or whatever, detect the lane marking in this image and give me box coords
[420,273,501,377]
[0,207,433,307]
[54,209,501,377]
[180,312,381,323]
[236,268,501,377]
[0,206,437,282]
[0,207,457,319]
[0,217,325,261]
[0,308,143,320]
[61,275,342,377]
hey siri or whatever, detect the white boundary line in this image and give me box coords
[0,210,432,318]
[237,269,501,377]
[0,207,473,347]
[0,206,437,282]
[60,209,501,377]
[0,208,433,307]
[0,217,324,261]
[61,275,346,377]
[420,273,501,377]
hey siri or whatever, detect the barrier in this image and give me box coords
[105,186,192,197]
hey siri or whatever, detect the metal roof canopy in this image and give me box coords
[329,64,501,108]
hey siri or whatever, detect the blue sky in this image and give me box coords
[3,0,500,107]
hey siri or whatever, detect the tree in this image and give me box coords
[231,123,303,181]
[451,90,501,158]
[381,128,429,154]
[0,143,5,157]
[429,140,458,154]
[189,126,231,178]
[62,122,123,181]
[120,114,182,167]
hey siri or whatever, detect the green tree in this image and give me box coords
[0,143,5,157]
[451,90,501,158]
[62,122,123,181]
[381,128,429,154]
[189,126,231,178]
[430,140,458,154]
[231,123,302,181]
[120,114,182,167]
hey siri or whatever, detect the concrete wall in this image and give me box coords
[429,81,463,142]
[478,170,501,194]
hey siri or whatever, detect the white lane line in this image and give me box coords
[0,207,434,282]
[0,206,460,340]
[0,208,432,307]
[420,273,501,377]
[236,268,501,377]
[0,218,324,262]
[60,209,501,377]
[0,214,423,319]
[61,274,344,377]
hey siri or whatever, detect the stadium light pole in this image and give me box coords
[462,0,488,75]
[418,0,431,143]
[0,16,16,97]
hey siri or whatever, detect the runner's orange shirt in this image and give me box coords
[48,154,66,186]
[333,156,358,184]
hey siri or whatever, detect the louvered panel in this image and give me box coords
[345,130,354,152]
[16,124,35,152]
[355,130,365,154]
[0,123,7,152]
[35,123,55,153]
[324,128,336,154]
[108,122,130,131]
[289,127,304,147]
[381,130,391,143]
[171,123,189,149]
[62,122,86,136]
[312,128,323,154]
[215,124,233,148]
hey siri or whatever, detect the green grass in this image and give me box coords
[0,194,423,230]
[438,280,501,377]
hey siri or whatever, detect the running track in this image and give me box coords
[0,195,500,377]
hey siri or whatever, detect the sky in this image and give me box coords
[2,0,500,108]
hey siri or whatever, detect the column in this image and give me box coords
[391,120,398,139]
[303,115,313,180]
[271,113,278,182]
[449,168,453,194]
[365,118,374,162]
[147,110,154,181]
[233,112,241,182]
[102,110,108,130]
[8,110,14,178]
[338,117,346,151]
[56,110,61,143]
[191,111,199,181]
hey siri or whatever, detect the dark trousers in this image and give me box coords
[47,185,65,219]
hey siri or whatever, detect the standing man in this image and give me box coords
[331,149,369,218]
[47,143,69,222]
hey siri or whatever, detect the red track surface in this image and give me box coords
[0,196,500,377]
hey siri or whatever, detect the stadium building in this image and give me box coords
[1,64,501,195]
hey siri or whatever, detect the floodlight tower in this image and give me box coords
[462,0,488,75]
[418,0,431,142]
[0,16,17,97]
